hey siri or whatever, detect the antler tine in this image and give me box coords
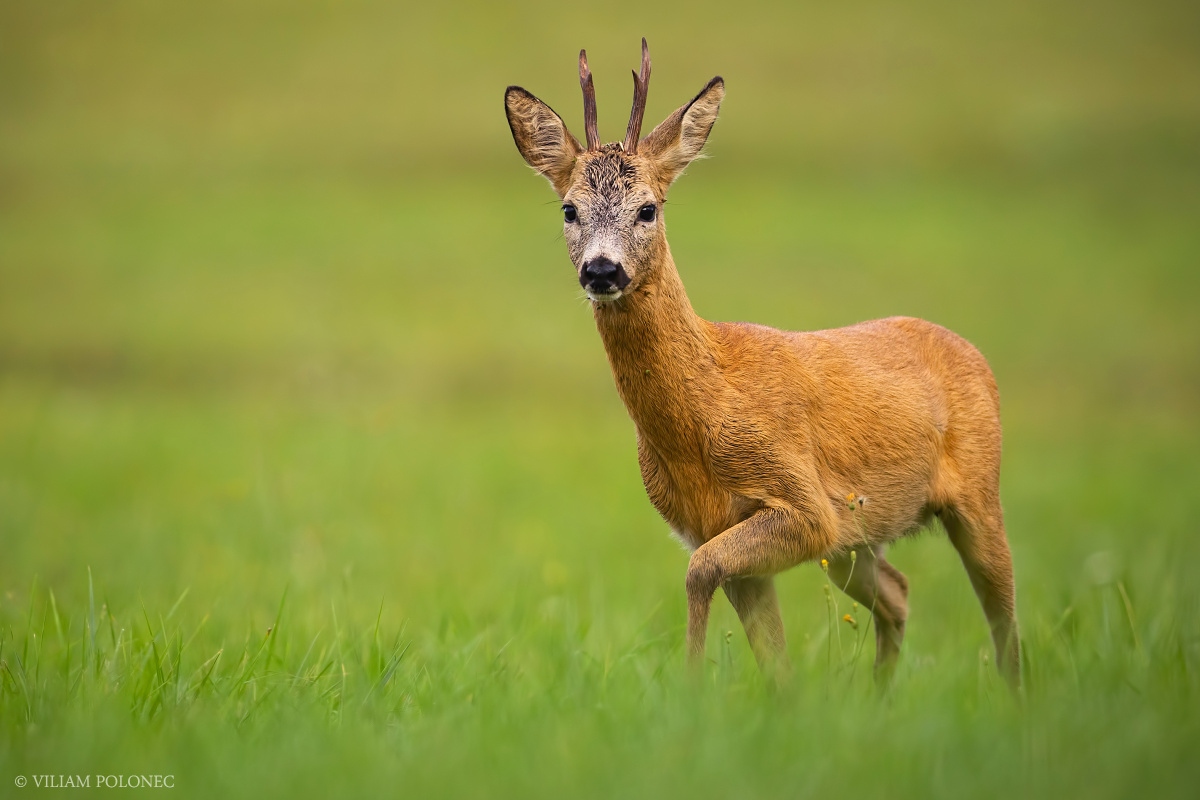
[623,38,652,154]
[579,49,600,151]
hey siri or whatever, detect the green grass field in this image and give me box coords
[2,1,1199,796]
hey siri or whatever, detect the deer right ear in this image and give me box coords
[640,77,724,189]
[505,87,583,199]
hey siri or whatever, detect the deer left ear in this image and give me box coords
[505,86,583,198]
[640,77,724,188]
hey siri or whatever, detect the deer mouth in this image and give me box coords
[586,288,624,303]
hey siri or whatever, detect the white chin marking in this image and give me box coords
[587,289,623,303]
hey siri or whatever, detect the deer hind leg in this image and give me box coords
[827,545,909,684]
[941,503,1021,689]
[722,576,789,683]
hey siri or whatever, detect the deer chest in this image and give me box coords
[635,434,758,550]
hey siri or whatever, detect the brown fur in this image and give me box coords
[504,52,1020,688]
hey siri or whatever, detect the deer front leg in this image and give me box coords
[686,507,828,667]
[722,576,790,683]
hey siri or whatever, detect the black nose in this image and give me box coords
[581,258,629,293]
[583,258,618,283]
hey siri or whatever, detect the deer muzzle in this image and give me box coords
[581,257,630,300]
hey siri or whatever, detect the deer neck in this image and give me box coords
[592,247,722,456]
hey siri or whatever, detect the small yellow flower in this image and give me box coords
[842,614,858,630]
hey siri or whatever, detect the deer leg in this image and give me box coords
[722,576,789,682]
[686,508,826,666]
[827,546,909,684]
[942,505,1021,689]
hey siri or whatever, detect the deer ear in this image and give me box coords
[505,87,583,198]
[640,77,724,188]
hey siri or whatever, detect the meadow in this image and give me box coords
[1,1,1199,796]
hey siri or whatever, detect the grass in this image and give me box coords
[2,0,1199,796]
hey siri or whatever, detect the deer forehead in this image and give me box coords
[567,148,659,212]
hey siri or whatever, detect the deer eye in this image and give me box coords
[562,204,577,223]
[637,203,656,223]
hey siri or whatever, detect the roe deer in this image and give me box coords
[504,40,1020,687]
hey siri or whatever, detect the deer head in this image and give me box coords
[505,40,724,303]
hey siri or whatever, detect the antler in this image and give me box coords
[623,38,651,154]
[579,49,600,151]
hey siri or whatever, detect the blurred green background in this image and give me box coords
[2,0,1198,797]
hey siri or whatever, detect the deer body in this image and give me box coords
[505,41,1019,686]
[608,284,979,557]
